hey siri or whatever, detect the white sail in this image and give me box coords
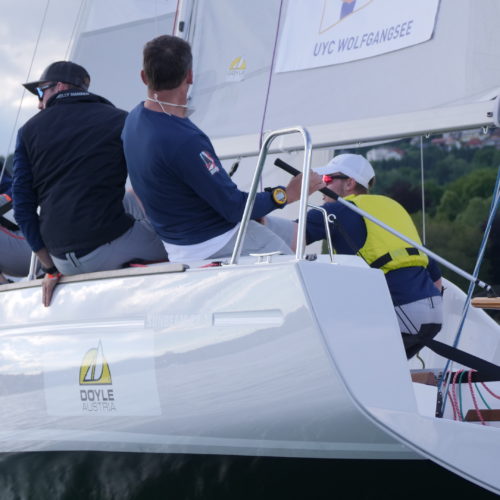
[71,0,177,110]
[69,0,500,158]
[185,0,500,158]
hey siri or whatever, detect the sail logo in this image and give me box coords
[199,151,220,175]
[319,0,374,33]
[275,0,440,72]
[79,341,116,413]
[227,56,247,82]
[80,340,112,385]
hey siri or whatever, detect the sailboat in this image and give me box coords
[1,0,500,496]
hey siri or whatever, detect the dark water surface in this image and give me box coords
[0,452,497,500]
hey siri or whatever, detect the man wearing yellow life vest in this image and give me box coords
[267,153,443,358]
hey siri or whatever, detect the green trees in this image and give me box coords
[362,138,499,294]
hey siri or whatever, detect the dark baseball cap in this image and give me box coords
[23,61,91,95]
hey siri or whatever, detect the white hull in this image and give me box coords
[1,256,499,494]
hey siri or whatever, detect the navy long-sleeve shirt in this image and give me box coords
[123,104,281,245]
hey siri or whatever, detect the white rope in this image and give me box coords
[420,136,426,244]
[0,0,52,185]
[64,0,87,60]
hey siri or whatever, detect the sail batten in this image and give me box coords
[212,98,499,160]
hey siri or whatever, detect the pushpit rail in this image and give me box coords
[229,126,313,265]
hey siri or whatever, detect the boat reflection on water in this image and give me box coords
[0,452,497,500]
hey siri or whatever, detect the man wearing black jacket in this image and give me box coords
[13,61,166,305]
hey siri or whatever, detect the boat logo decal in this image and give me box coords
[79,340,112,385]
[227,56,247,82]
[79,340,116,413]
[199,151,220,175]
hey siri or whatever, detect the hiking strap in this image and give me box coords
[420,336,500,382]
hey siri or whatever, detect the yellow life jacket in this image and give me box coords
[344,194,428,273]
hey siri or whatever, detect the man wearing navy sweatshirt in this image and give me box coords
[122,35,323,262]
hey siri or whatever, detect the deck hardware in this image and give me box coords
[249,251,282,264]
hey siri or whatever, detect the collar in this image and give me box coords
[46,90,114,108]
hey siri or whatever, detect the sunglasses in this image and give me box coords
[322,174,349,184]
[35,82,57,101]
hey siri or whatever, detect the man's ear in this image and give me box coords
[186,68,193,85]
[141,69,148,85]
[57,82,71,92]
[346,178,356,190]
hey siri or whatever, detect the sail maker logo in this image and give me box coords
[226,56,247,82]
[79,341,116,413]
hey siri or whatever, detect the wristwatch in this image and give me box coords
[41,265,58,275]
[271,187,287,207]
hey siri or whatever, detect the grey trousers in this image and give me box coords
[395,295,443,335]
[396,295,443,358]
[52,192,167,275]
[0,226,32,276]
[209,220,293,259]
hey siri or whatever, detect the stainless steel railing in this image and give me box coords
[229,126,312,265]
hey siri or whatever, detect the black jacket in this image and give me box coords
[13,90,133,255]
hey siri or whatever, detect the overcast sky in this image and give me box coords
[0,0,83,160]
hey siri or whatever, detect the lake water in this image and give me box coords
[0,452,497,499]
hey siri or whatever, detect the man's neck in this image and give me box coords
[144,89,188,118]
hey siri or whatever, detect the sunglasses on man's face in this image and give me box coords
[322,174,349,184]
[35,82,57,101]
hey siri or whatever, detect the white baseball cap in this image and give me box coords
[314,154,375,189]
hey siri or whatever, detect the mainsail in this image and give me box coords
[185,0,500,157]
[71,0,177,110]
[70,0,500,159]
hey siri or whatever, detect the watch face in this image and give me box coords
[273,188,287,205]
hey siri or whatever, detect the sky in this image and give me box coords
[0,0,177,163]
[0,0,84,161]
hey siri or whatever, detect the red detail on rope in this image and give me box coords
[0,226,25,240]
[448,385,458,421]
[480,382,500,400]
[468,370,486,425]
[451,370,464,421]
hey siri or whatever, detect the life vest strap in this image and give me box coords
[370,247,421,269]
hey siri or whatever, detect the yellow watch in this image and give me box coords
[272,187,287,206]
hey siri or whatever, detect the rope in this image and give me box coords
[437,166,500,413]
[447,372,459,421]
[480,382,500,400]
[257,0,284,189]
[416,351,425,369]
[474,383,491,409]
[419,136,426,244]
[458,369,466,420]
[64,0,87,60]
[451,369,463,421]
[468,370,486,425]
[0,226,25,240]
[258,0,284,149]
[0,0,52,186]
